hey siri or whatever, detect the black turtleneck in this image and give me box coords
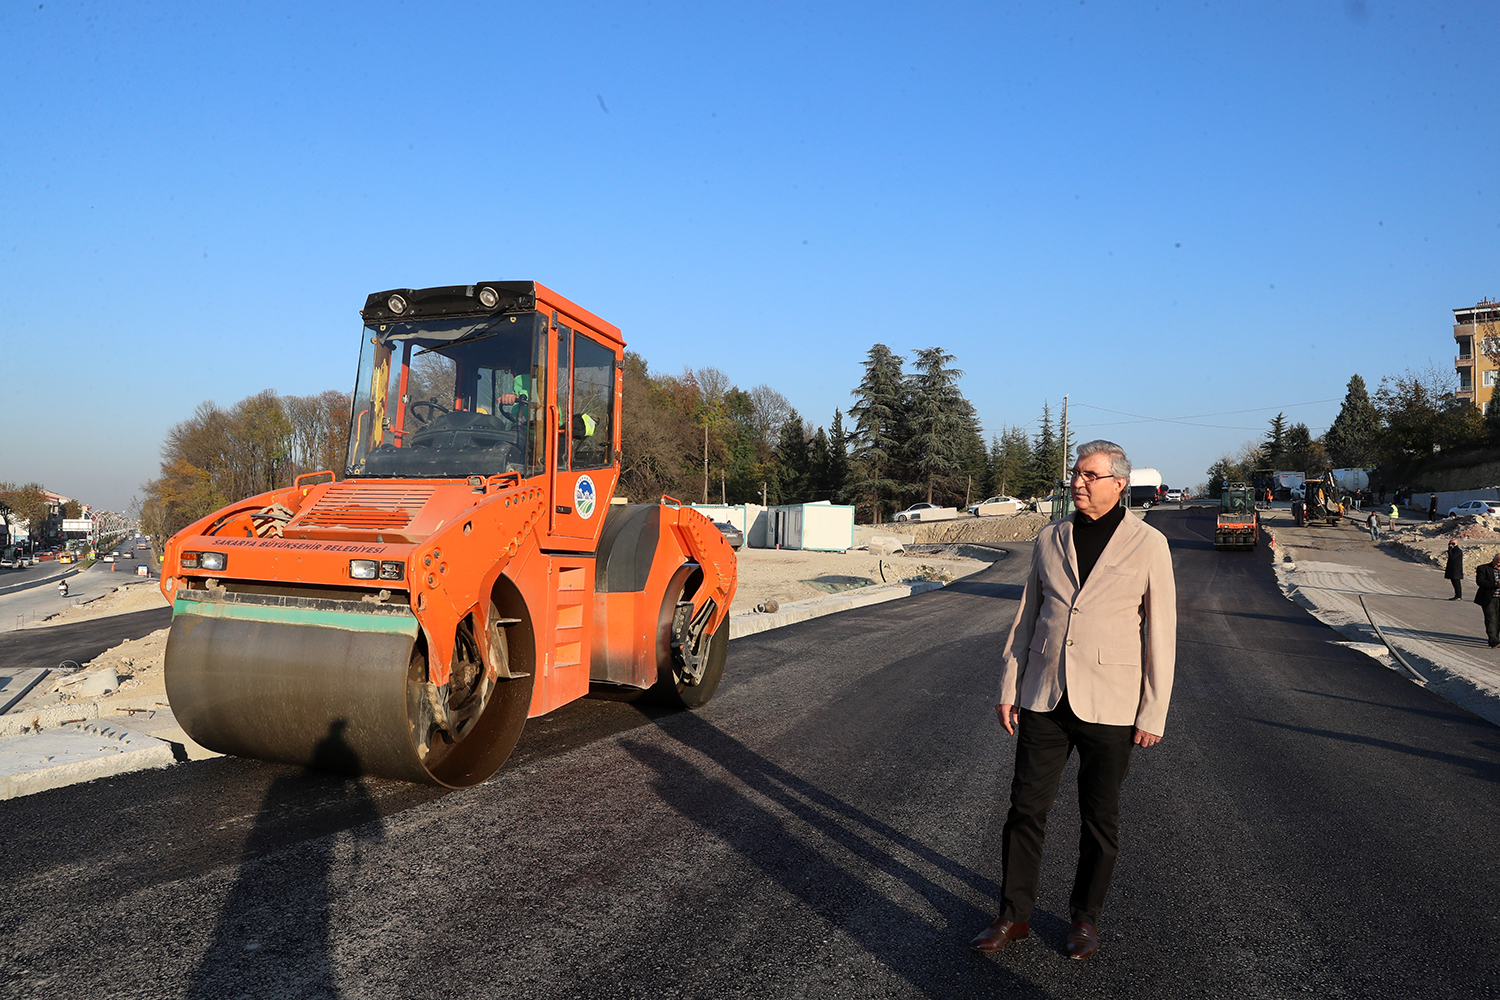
[1072,503,1126,587]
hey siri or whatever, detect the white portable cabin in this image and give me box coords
[765,501,855,551]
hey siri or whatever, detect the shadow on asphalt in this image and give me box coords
[1250,717,1500,785]
[1290,688,1481,725]
[187,720,385,999]
[623,712,1053,999]
[1183,607,1308,626]
[942,578,1024,601]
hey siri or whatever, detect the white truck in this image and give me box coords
[1128,467,1164,508]
[1275,471,1306,497]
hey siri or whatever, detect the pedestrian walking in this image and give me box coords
[1445,539,1464,600]
[1368,511,1381,542]
[1476,554,1500,648]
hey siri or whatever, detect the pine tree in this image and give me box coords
[847,345,906,522]
[1324,375,1382,467]
[905,347,969,504]
[807,427,832,501]
[1262,413,1290,468]
[991,426,1032,498]
[826,409,851,504]
[1027,402,1062,498]
[773,409,811,504]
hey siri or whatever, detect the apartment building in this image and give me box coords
[1454,298,1500,413]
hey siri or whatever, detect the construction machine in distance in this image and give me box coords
[159,281,737,787]
[1295,471,1345,527]
[1214,482,1259,550]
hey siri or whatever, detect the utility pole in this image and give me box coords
[1060,394,1069,476]
[703,424,709,504]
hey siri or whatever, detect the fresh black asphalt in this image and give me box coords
[2,507,1497,999]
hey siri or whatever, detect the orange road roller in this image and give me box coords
[160,281,737,786]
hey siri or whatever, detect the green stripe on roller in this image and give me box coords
[172,596,421,636]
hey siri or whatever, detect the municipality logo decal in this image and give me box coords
[575,475,597,519]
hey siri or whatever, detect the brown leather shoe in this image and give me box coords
[970,916,1030,953]
[1065,920,1099,960]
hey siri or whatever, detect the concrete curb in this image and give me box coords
[729,580,947,639]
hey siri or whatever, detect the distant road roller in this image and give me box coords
[1214,482,1259,551]
[160,282,737,786]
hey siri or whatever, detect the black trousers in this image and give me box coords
[1452,578,1463,600]
[999,691,1135,926]
[1484,599,1500,645]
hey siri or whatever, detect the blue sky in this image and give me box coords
[2,1,1495,511]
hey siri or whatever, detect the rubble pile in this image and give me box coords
[1385,513,1500,570]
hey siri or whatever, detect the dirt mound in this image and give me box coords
[908,513,1048,545]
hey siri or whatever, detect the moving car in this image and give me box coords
[1165,488,1182,502]
[968,495,1022,516]
[893,503,939,522]
[1447,499,1500,518]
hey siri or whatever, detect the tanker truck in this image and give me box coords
[159,281,738,787]
[1332,468,1371,493]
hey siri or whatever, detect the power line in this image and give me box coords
[1070,399,1340,431]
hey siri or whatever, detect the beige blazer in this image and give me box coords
[996,511,1177,735]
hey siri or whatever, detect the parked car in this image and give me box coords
[968,495,1023,516]
[1029,493,1066,513]
[713,521,745,550]
[893,502,939,522]
[1447,499,1500,518]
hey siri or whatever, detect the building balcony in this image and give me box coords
[1457,354,1473,364]
[1456,387,1476,399]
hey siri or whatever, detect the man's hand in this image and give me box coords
[996,703,1020,735]
[1133,728,1161,748]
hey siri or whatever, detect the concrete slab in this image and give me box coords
[0,719,177,800]
[0,667,51,713]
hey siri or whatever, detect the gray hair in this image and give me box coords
[1075,439,1131,480]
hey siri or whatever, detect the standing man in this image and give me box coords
[1476,553,1500,648]
[971,440,1176,961]
[1429,494,1439,522]
[1445,540,1464,600]
[1368,510,1382,542]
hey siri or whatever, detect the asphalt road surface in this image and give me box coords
[0,606,172,673]
[2,508,1498,999]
